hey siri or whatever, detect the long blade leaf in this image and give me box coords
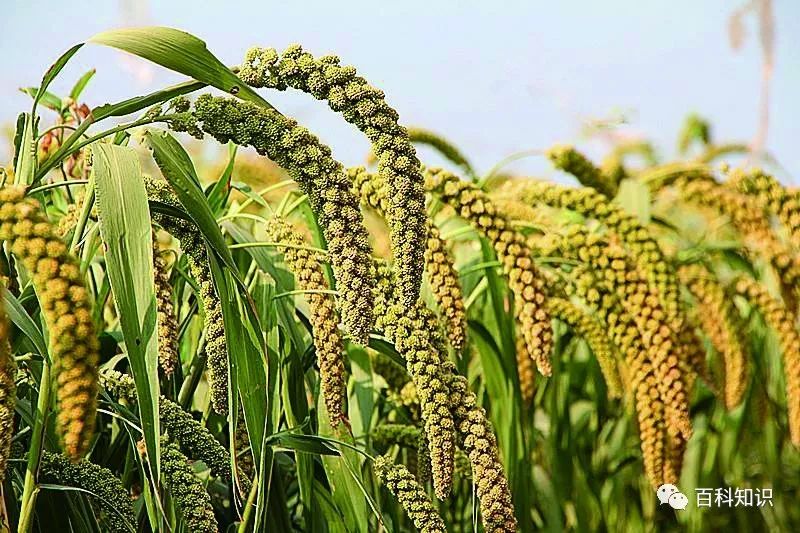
[92,145,161,486]
[89,27,274,110]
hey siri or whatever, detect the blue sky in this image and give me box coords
[2,1,799,179]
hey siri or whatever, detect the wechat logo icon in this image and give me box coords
[657,484,689,510]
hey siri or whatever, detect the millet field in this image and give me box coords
[0,20,798,533]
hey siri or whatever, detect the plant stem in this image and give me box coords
[17,364,51,533]
[237,474,259,533]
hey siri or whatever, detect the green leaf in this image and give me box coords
[34,80,204,183]
[20,88,62,113]
[317,408,371,533]
[89,27,274,110]
[207,142,236,214]
[614,178,651,224]
[93,80,204,121]
[13,113,35,185]
[207,253,269,469]
[266,429,339,456]
[145,130,238,275]
[91,145,161,489]
[69,68,96,101]
[35,43,83,113]
[1,287,49,358]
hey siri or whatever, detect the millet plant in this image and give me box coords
[0,26,798,533]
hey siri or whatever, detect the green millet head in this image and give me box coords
[547,297,623,398]
[239,45,427,309]
[264,216,347,426]
[350,167,467,352]
[234,408,255,484]
[372,351,411,392]
[416,432,432,484]
[371,261,455,500]
[159,399,231,482]
[731,276,800,445]
[40,452,135,533]
[99,368,250,495]
[0,186,98,460]
[371,424,422,452]
[98,368,137,402]
[443,361,517,532]
[406,126,475,177]
[157,436,218,533]
[145,177,229,415]
[373,455,446,533]
[153,239,179,377]
[0,301,16,482]
[170,94,376,344]
[677,113,712,154]
[425,167,553,377]
[546,144,617,198]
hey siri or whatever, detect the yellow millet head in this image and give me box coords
[350,167,467,352]
[371,262,455,500]
[145,177,229,415]
[169,95,376,344]
[727,167,800,249]
[423,222,467,353]
[0,186,98,460]
[731,276,800,445]
[674,176,774,246]
[553,226,693,441]
[499,179,683,328]
[425,167,552,377]
[679,264,748,409]
[547,297,623,398]
[559,264,674,486]
[546,144,617,198]
[153,240,179,377]
[373,455,446,533]
[0,300,16,482]
[515,329,536,403]
[633,360,670,487]
[239,46,427,309]
[264,216,347,426]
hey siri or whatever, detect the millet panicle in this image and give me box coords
[0,186,98,459]
[169,94,376,344]
[239,45,427,309]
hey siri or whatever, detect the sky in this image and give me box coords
[1,0,799,180]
